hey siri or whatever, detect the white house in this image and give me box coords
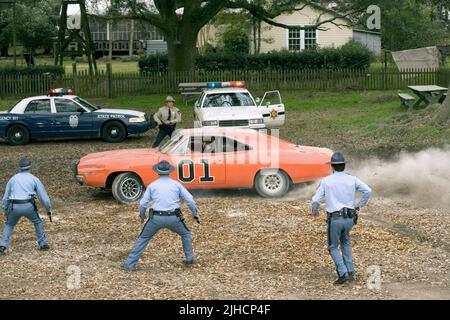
[198,3,381,54]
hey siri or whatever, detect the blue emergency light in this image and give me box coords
[206,81,246,89]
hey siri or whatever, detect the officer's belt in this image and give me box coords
[152,208,181,216]
[10,199,33,204]
[327,208,356,219]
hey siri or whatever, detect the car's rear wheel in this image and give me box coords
[7,125,30,145]
[112,172,144,204]
[254,170,290,198]
[103,121,126,143]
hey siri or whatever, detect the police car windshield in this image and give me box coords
[159,133,184,153]
[203,93,255,108]
[73,97,99,111]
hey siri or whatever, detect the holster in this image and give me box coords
[175,209,185,223]
[5,201,12,220]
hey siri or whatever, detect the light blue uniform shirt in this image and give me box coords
[139,176,198,217]
[2,172,52,213]
[311,171,372,214]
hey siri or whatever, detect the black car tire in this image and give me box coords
[7,125,30,145]
[103,121,126,143]
[254,170,290,198]
[111,172,144,204]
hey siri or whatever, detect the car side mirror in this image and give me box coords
[255,97,261,104]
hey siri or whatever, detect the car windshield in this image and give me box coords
[203,92,255,108]
[159,133,184,153]
[73,97,99,111]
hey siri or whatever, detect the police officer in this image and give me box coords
[311,152,372,285]
[0,158,52,255]
[152,96,182,148]
[121,160,200,271]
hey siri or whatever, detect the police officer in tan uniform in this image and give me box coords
[152,96,182,148]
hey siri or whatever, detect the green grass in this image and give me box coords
[0,56,139,74]
[1,90,448,156]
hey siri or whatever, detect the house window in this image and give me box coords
[304,27,317,49]
[288,26,317,51]
[288,29,302,51]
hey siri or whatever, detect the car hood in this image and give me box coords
[201,107,262,120]
[80,148,159,165]
[93,108,145,117]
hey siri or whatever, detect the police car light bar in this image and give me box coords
[206,81,246,89]
[48,87,73,96]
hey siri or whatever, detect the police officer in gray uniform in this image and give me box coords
[311,152,372,285]
[0,158,52,255]
[121,160,200,271]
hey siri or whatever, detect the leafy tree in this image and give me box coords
[104,0,357,71]
[347,0,449,51]
[221,25,250,54]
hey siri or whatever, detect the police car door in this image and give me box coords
[22,98,53,136]
[53,98,93,137]
[259,91,285,128]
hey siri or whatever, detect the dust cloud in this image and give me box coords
[289,147,450,209]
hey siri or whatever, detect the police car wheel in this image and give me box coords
[255,170,290,198]
[112,172,144,204]
[7,125,30,145]
[103,121,126,143]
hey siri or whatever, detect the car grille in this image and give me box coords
[219,120,249,127]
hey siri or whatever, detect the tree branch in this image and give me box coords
[225,0,358,31]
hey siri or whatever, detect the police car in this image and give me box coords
[0,88,151,145]
[193,81,285,129]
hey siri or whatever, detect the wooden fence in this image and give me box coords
[1,67,449,99]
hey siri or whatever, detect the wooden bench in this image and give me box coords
[439,92,447,104]
[398,93,417,110]
[179,82,208,105]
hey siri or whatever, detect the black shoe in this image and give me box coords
[184,260,194,266]
[348,272,355,282]
[0,246,6,255]
[334,275,349,285]
[39,244,50,251]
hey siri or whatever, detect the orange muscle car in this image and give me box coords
[74,128,333,203]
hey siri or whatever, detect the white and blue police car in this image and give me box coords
[193,81,285,129]
[0,88,151,145]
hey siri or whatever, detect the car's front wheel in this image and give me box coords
[7,125,30,145]
[103,121,126,143]
[111,172,144,204]
[254,170,290,198]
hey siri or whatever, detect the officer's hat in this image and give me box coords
[326,152,348,165]
[153,160,175,175]
[165,96,175,103]
[18,157,33,171]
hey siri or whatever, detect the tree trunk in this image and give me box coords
[166,26,198,72]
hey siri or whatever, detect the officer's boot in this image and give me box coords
[0,246,6,255]
[334,274,349,285]
[39,244,50,251]
[348,271,355,282]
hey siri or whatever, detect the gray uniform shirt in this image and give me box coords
[153,106,182,125]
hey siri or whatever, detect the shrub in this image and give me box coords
[138,41,373,72]
[0,65,64,76]
[222,26,250,54]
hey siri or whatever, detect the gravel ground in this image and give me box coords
[0,133,449,300]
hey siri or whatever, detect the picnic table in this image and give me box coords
[407,85,448,108]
